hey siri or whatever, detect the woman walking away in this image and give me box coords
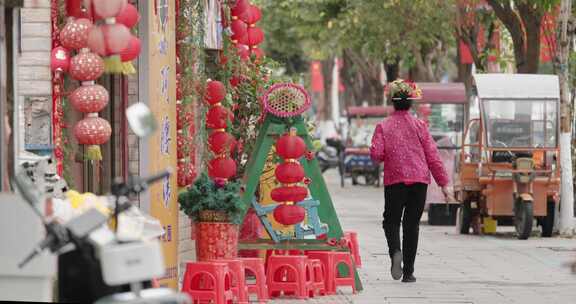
[370,80,450,283]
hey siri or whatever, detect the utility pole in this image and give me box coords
[558,0,574,234]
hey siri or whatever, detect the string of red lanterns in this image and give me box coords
[229,0,265,61]
[205,80,237,182]
[271,128,309,226]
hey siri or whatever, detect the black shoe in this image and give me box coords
[390,251,403,280]
[402,273,416,283]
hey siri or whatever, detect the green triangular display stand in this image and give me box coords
[239,115,363,291]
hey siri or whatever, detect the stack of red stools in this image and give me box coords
[182,258,268,304]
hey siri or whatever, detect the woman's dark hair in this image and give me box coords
[391,92,413,111]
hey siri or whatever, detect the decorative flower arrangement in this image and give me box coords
[385,79,422,100]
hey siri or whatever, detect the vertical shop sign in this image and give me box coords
[144,0,179,289]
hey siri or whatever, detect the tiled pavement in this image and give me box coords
[269,170,576,304]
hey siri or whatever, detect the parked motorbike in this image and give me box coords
[317,138,344,173]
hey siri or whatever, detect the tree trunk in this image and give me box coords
[557,0,574,234]
[385,60,400,82]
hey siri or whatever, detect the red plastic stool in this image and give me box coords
[208,259,248,304]
[181,261,234,304]
[345,231,362,268]
[238,257,268,303]
[308,259,326,297]
[307,251,357,295]
[266,255,312,299]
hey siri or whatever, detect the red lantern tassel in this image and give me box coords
[86,145,103,161]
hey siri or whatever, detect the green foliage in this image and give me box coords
[178,172,247,224]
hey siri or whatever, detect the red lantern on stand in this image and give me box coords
[51,47,71,73]
[69,50,105,81]
[276,130,306,159]
[208,157,237,180]
[60,18,93,50]
[115,3,140,28]
[273,204,306,225]
[275,162,305,184]
[208,131,234,155]
[206,105,229,129]
[246,26,264,47]
[70,84,109,113]
[271,186,309,203]
[204,80,226,105]
[239,5,262,25]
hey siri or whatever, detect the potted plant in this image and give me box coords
[178,172,247,261]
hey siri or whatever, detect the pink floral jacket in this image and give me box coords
[370,110,449,187]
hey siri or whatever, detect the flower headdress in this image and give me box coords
[385,79,422,101]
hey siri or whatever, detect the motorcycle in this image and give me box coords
[316,138,344,173]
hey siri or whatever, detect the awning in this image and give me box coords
[474,74,560,99]
[416,82,468,104]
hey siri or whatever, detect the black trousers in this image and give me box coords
[383,183,428,275]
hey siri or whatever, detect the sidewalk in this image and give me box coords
[269,170,576,304]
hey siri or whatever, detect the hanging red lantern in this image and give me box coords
[275,162,305,184]
[204,80,226,105]
[208,157,237,180]
[50,47,71,73]
[251,47,264,60]
[271,186,308,203]
[206,105,229,129]
[74,116,112,145]
[231,0,250,19]
[273,204,306,226]
[69,50,105,81]
[60,18,93,50]
[236,44,250,61]
[239,5,262,25]
[92,0,127,19]
[276,129,306,160]
[115,3,140,28]
[246,26,264,47]
[70,84,109,113]
[208,131,234,155]
[230,19,247,43]
[120,35,141,62]
[87,23,131,56]
[65,0,93,19]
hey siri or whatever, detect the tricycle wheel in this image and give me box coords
[514,200,533,240]
[541,198,555,237]
[457,201,472,234]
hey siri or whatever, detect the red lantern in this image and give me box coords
[70,84,109,113]
[208,131,234,155]
[120,35,141,62]
[273,204,306,225]
[65,0,93,19]
[240,5,262,25]
[275,162,305,184]
[69,50,105,81]
[236,44,250,61]
[92,0,127,19]
[251,47,264,60]
[276,130,306,160]
[60,18,93,50]
[231,0,250,18]
[246,26,264,47]
[271,186,308,203]
[87,23,131,56]
[50,47,71,72]
[204,80,226,105]
[206,105,229,129]
[230,19,247,42]
[115,3,139,28]
[208,157,237,180]
[74,116,112,145]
